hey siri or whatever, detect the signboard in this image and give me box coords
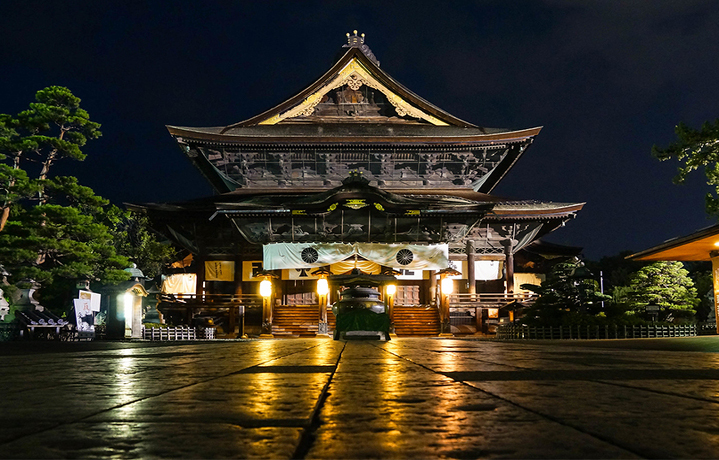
[205,261,235,281]
[395,269,425,280]
[242,261,264,281]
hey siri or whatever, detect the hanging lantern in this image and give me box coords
[386,284,396,296]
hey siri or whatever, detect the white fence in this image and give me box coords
[496,324,697,340]
[142,326,215,341]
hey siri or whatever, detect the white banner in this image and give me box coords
[74,298,95,332]
[78,290,101,312]
[263,242,448,271]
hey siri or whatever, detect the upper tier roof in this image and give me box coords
[166,32,544,194]
[167,31,540,144]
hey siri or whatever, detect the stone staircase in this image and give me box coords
[393,306,441,336]
[272,305,320,337]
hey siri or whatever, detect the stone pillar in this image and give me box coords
[711,251,719,334]
[466,240,476,295]
[438,276,452,336]
[428,270,437,306]
[260,294,274,337]
[131,295,143,339]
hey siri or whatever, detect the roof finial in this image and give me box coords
[346,30,365,46]
[342,30,379,66]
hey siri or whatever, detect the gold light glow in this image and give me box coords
[386,284,396,296]
[259,280,273,298]
[441,277,454,295]
[317,278,329,296]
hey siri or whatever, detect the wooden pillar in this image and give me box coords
[466,240,476,295]
[233,257,243,296]
[711,251,719,334]
[502,240,515,294]
[195,254,205,299]
[230,256,243,337]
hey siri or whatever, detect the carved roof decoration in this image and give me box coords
[220,34,472,129]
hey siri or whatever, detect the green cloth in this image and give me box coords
[336,308,390,333]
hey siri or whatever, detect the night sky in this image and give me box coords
[2,1,719,260]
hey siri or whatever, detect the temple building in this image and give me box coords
[131,32,584,337]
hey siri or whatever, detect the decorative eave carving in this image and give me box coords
[258,58,449,126]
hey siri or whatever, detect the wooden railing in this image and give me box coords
[447,292,536,307]
[496,324,697,340]
[159,293,262,307]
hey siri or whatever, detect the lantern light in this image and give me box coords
[259,279,273,298]
[317,278,329,296]
[441,277,454,295]
[386,284,396,296]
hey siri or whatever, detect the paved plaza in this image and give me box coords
[3,337,719,458]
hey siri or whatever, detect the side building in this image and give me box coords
[131,32,584,337]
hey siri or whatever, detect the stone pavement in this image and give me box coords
[2,337,719,458]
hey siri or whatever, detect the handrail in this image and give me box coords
[159,293,263,306]
[448,292,536,306]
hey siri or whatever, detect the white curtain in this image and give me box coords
[264,242,448,271]
[161,273,197,294]
[475,260,503,280]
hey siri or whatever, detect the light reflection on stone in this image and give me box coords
[112,353,138,407]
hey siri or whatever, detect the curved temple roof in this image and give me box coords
[166,32,543,194]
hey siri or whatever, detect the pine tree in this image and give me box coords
[0,87,129,309]
[626,261,699,322]
[521,257,610,325]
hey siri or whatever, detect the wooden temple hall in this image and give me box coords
[131,32,584,338]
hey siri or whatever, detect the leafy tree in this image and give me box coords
[102,206,177,278]
[626,261,699,322]
[653,119,719,216]
[521,257,611,325]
